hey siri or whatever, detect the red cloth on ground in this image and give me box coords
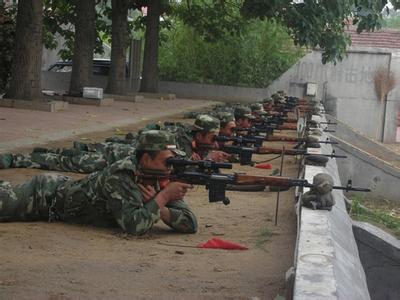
[255,163,272,169]
[197,238,248,250]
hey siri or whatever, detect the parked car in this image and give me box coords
[47,58,130,77]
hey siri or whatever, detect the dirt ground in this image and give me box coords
[0,117,298,300]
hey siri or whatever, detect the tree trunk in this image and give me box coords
[139,0,161,93]
[69,0,96,96]
[7,0,43,100]
[105,0,129,95]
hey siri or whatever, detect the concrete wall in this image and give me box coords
[353,221,400,300]
[159,48,400,142]
[323,115,400,202]
[332,136,400,202]
[293,114,370,300]
[158,81,268,103]
[266,48,400,143]
[41,71,270,102]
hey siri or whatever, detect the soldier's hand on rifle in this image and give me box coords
[138,184,157,203]
[191,152,202,161]
[156,182,193,205]
[207,150,230,162]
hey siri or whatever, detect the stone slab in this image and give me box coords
[128,92,176,100]
[44,95,113,106]
[0,98,68,112]
[104,93,143,102]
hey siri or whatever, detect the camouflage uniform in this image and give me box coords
[234,106,256,121]
[0,140,137,174]
[142,115,220,160]
[190,114,221,159]
[215,111,235,125]
[0,130,197,235]
[249,103,268,117]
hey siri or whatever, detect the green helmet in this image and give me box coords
[250,103,268,115]
[215,111,235,124]
[263,98,273,103]
[136,130,186,156]
[234,106,256,120]
[193,114,220,133]
[277,90,286,96]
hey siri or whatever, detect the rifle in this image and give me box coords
[215,135,265,147]
[166,156,232,173]
[254,115,297,125]
[253,117,298,129]
[216,134,338,147]
[137,158,370,205]
[220,145,347,165]
[234,123,296,137]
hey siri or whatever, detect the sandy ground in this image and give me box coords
[0,118,298,300]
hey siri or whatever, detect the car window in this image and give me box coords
[56,65,73,72]
[48,61,129,77]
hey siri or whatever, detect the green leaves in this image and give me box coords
[158,19,303,88]
[240,0,385,64]
[0,3,17,94]
[174,0,247,42]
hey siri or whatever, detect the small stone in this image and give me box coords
[211,232,225,236]
[213,267,223,272]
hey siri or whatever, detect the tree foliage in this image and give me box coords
[177,0,390,64]
[158,19,303,88]
[0,3,16,94]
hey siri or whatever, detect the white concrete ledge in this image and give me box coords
[293,115,370,300]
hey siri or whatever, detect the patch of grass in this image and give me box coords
[350,195,400,239]
[255,227,273,248]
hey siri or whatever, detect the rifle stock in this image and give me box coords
[234,174,298,187]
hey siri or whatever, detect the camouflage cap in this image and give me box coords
[136,130,186,156]
[234,106,256,120]
[193,114,220,133]
[262,98,273,103]
[215,111,235,124]
[250,103,268,115]
[271,93,280,101]
[277,90,286,96]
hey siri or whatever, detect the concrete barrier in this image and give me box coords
[158,81,268,102]
[325,115,400,203]
[293,114,370,300]
[352,221,400,300]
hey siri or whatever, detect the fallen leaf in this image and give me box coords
[211,232,225,236]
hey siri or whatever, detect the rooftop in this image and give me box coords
[345,26,400,49]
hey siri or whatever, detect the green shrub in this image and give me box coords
[158,19,303,88]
